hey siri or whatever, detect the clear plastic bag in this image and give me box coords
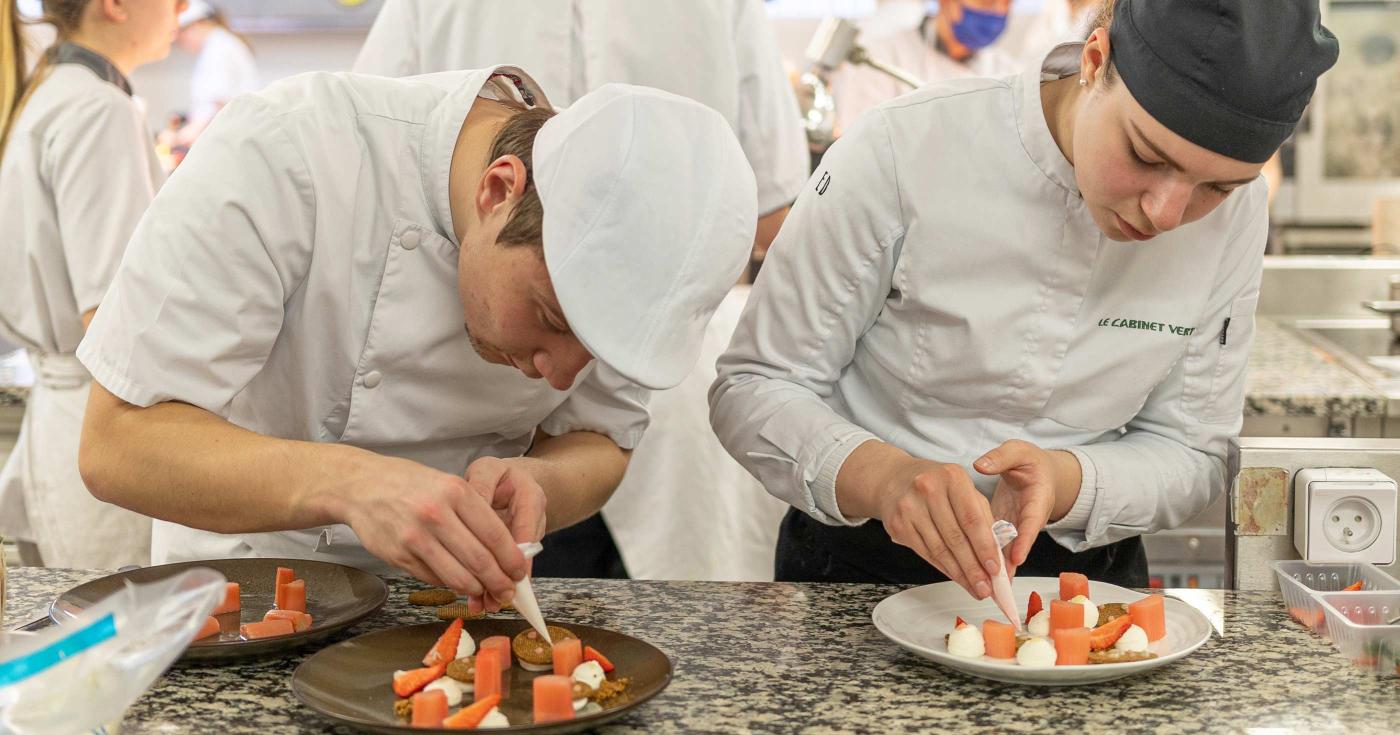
[0,567,226,735]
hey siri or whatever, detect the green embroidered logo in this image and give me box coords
[1097,317,1197,336]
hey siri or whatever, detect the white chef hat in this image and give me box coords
[533,84,757,390]
[179,0,216,28]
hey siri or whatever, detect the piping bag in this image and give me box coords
[989,520,1022,632]
[512,542,552,644]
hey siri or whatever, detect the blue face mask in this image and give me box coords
[950,5,1008,50]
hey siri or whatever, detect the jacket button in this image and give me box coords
[401,230,420,250]
[363,370,382,389]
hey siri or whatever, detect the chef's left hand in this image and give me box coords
[462,456,548,613]
[973,440,1082,576]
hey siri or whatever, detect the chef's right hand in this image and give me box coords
[875,459,1004,600]
[342,455,528,602]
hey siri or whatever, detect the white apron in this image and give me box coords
[0,353,151,568]
[601,287,790,581]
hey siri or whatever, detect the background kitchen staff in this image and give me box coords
[0,0,184,568]
[830,0,1018,135]
[711,0,1339,596]
[76,64,756,611]
[171,0,257,144]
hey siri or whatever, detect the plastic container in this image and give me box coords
[1272,560,1400,635]
[1317,591,1400,676]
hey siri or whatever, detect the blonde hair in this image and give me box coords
[0,0,90,161]
[1088,0,1118,86]
[1092,0,1114,33]
[200,8,253,54]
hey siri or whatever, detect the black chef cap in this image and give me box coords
[1108,0,1339,164]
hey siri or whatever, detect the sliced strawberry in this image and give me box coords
[1088,613,1135,651]
[392,663,446,698]
[583,645,615,673]
[1026,591,1043,624]
[423,618,464,667]
[442,694,501,729]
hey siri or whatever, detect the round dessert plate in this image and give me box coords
[873,577,1212,686]
[52,558,388,661]
[293,619,673,734]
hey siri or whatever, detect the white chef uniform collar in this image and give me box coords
[533,83,757,390]
[421,66,552,249]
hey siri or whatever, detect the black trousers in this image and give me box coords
[531,512,629,579]
[775,508,1148,586]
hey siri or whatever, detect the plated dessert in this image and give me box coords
[391,620,632,729]
[945,572,1167,666]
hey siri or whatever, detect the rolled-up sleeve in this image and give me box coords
[539,363,652,451]
[731,0,810,215]
[77,95,316,415]
[709,110,905,526]
[1047,182,1269,551]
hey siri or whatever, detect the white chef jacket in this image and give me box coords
[599,287,790,581]
[188,26,259,126]
[830,17,1020,134]
[352,0,807,216]
[0,64,162,355]
[0,54,161,568]
[711,44,1268,552]
[77,67,651,571]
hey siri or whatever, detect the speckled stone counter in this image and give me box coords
[1245,318,1384,435]
[5,568,1398,734]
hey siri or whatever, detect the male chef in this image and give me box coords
[77,66,756,611]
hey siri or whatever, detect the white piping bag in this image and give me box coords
[512,542,551,644]
[989,520,1022,633]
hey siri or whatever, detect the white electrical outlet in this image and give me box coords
[1293,467,1397,564]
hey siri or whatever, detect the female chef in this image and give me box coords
[711,0,1339,596]
[0,0,185,567]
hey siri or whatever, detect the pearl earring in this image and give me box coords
[1079,78,1087,86]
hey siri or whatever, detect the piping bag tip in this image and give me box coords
[989,521,1022,633]
[513,542,551,644]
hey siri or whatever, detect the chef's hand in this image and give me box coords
[974,440,1082,576]
[461,456,549,614]
[464,456,549,544]
[342,455,528,604]
[876,459,1004,600]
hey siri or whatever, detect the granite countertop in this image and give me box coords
[1245,318,1385,424]
[4,569,1398,734]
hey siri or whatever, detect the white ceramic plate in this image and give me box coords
[872,577,1212,686]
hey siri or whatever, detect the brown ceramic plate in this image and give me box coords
[292,619,673,734]
[50,558,388,661]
